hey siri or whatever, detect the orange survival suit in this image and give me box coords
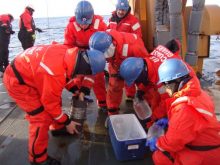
[64,15,107,108]
[153,77,220,165]
[106,29,148,115]
[3,44,93,163]
[18,8,36,50]
[138,39,196,126]
[108,8,142,99]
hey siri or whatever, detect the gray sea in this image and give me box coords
[8,16,220,87]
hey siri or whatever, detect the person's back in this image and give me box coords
[89,30,148,117]
[3,43,106,165]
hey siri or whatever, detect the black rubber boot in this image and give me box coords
[98,106,108,113]
[31,156,61,165]
[0,66,5,73]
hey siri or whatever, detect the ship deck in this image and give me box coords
[0,76,155,165]
[0,73,220,165]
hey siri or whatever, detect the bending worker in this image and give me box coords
[146,58,220,165]
[119,39,196,128]
[18,4,43,50]
[108,0,143,101]
[0,13,15,75]
[89,29,148,119]
[64,0,108,111]
[3,44,106,165]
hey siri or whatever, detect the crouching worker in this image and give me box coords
[3,44,106,165]
[119,39,196,128]
[146,58,220,165]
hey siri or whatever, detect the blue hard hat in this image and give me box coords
[75,1,94,25]
[116,0,129,10]
[157,58,191,85]
[120,57,144,86]
[89,32,112,53]
[87,50,106,76]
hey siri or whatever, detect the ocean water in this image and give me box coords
[8,16,220,85]
[9,15,111,60]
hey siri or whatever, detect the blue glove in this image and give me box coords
[146,137,158,152]
[156,118,169,129]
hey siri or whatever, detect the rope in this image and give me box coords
[46,0,50,44]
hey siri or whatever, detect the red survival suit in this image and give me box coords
[138,39,196,126]
[106,29,148,115]
[64,15,107,107]
[0,14,14,70]
[18,8,36,50]
[3,44,93,163]
[108,9,142,98]
[154,77,220,165]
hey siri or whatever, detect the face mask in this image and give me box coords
[104,43,115,58]
[134,66,148,86]
[71,50,92,78]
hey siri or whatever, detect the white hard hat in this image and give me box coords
[27,4,35,11]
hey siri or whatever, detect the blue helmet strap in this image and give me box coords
[72,50,92,78]
[134,61,149,86]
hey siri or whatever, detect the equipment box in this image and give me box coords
[108,114,147,161]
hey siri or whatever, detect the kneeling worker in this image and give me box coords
[146,58,220,165]
[3,44,106,165]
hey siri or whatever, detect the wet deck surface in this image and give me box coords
[0,77,154,165]
[0,74,219,165]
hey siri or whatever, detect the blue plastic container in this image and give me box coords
[109,114,147,161]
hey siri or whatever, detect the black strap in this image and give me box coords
[98,100,106,104]
[110,74,118,77]
[110,74,124,80]
[162,151,175,163]
[185,144,220,151]
[108,108,120,112]
[10,59,26,85]
[27,106,44,116]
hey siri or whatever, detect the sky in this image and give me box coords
[0,0,220,19]
[0,0,117,19]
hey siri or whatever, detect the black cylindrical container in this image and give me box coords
[69,96,87,132]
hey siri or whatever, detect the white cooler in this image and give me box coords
[108,114,147,161]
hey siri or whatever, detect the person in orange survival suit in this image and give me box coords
[0,13,15,75]
[119,39,196,129]
[64,0,108,112]
[3,44,106,165]
[107,0,143,102]
[18,4,43,50]
[146,58,220,165]
[89,29,149,121]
